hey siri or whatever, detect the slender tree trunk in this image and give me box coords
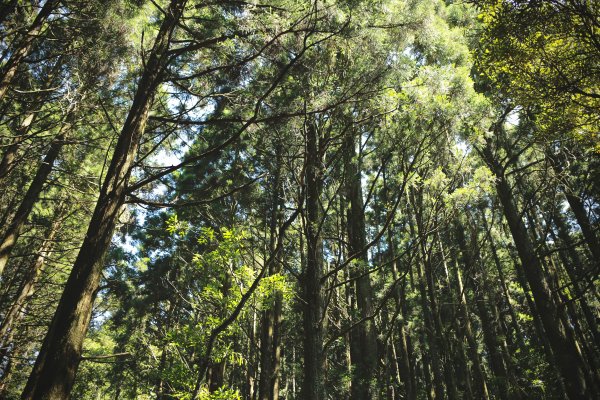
[547,151,600,266]
[417,247,445,399]
[0,56,64,182]
[0,0,60,102]
[389,244,415,400]
[343,131,378,399]
[455,224,509,400]
[20,2,186,398]
[382,169,415,400]
[0,112,35,181]
[245,308,258,400]
[552,212,600,349]
[301,119,324,400]
[259,147,284,400]
[155,297,179,400]
[407,205,439,400]
[565,192,600,266]
[430,243,458,400]
[481,138,592,399]
[0,126,67,278]
[411,190,451,400]
[0,211,62,349]
[481,211,526,351]
[453,257,489,400]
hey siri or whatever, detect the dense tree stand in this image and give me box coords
[0,0,597,398]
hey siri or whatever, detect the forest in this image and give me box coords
[0,0,599,399]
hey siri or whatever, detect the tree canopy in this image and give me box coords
[0,0,598,399]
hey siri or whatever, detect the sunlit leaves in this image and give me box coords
[474,0,600,147]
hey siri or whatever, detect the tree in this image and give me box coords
[0,0,597,399]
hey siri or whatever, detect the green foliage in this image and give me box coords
[2,0,597,399]
[183,385,241,400]
[474,0,600,149]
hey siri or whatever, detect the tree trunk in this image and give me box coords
[343,131,378,399]
[20,1,186,398]
[452,257,489,400]
[0,112,35,181]
[547,150,600,267]
[416,243,445,399]
[389,241,415,400]
[481,211,526,351]
[259,147,284,400]
[0,210,63,349]
[481,138,592,399]
[301,120,324,400]
[406,203,439,400]
[552,212,600,349]
[0,0,60,102]
[455,223,509,400]
[564,192,600,266]
[0,127,67,278]
[0,55,64,182]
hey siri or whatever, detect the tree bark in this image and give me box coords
[565,191,600,266]
[552,212,600,350]
[343,130,378,399]
[20,1,186,398]
[481,138,592,400]
[258,146,284,400]
[0,126,67,278]
[301,119,324,400]
[455,223,509,400]
[0,0,60,102]
[0,210,63,350]
[547,150,600,266]
[388,241,415,400]
[452,257,489,400]
[481,211,526,351]
[0,112,35,181]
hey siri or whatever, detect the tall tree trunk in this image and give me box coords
[437,240,469,400]
[547,253,600,391]
[0,126,68,277]
[0,210,63,349]
[412,230,445,398]
[0,0,60,102]
[382,168,415,400]
[564,192,600,266]
[481,210,526,350]
[406,202,439,400]
[0,112,35,181]
[430,236,459,400]
[547,150,600,266]
[552,212,600,349]
[343,131,378,399]
[155,297,179,400]
[20,1,186,398]
[389,240,415,400]
[452,257,489,400]
[455,223,509,400]
[0,57,63,182]
[259,147,284,400]
[301,120,324,400]
[481,138,592,400]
